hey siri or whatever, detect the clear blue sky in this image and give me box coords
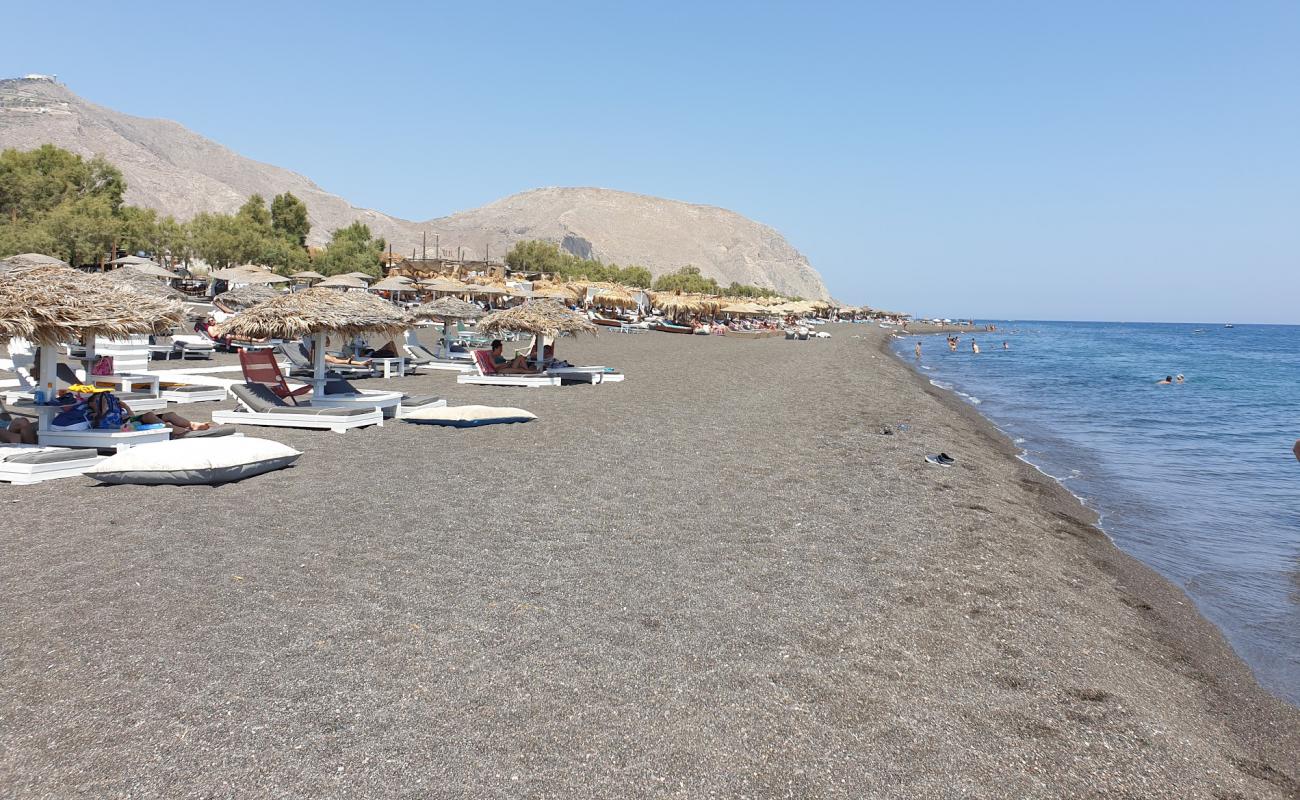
[4,1,1298,322]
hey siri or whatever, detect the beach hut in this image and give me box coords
[411,296,484,357]
[209,287,413,396]
[0,263,184,398]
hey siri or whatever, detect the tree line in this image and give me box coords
[505,240,793,298]
[0,144,385,276]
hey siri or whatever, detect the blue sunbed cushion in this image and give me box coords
[402,405,536,428]
[86,437,300,485]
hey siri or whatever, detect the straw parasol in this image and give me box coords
[466,284,507,297]
[0,264,185,394]
[652,291,700,318]
[477,300,597,339]
[289,270,326,283]
[316,274,370,289]
[591,284,639,310]
[213,284,281,312]
[411,296,485,357]
[103,267,185,300]
[0,253,69,272]
[120,261,178,279]
[210,287,413,395]
[344,271,375,282]
[369,275,416,292]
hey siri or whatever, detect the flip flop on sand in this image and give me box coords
[925,453,956,466]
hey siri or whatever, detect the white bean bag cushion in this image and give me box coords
[86,437,301,485]
[402,404,536,428]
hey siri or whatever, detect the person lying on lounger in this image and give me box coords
[489,340,542,374]
[0,402,37,445]
[304,342,372,368]
[86,393,218,439]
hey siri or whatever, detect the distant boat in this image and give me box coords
[1224,323,1235,328]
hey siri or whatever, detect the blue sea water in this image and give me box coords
[892,322,1300,706]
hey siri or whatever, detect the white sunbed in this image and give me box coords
[403,343,474,372]
[457,352,562,388]
[37,426,172,451]
[213,383,383,433]
[159,383,229,403]
[318,379,446,418]
[0,445,105,485]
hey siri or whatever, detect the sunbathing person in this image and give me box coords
[304,342,372,368]
[366,339,401,359]
[488,340,542,374]
[0,403,37,445]
[87,393,217,439]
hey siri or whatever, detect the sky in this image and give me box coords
[3,1,1298,323]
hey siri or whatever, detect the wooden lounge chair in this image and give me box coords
[213,383,383,433]
[456,350,562,388]
[238,349,313,404]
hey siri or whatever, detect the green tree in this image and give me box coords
[270,192,310,246]
[117,205,160,255]
[652,265,720,294]
[0,145,123,222]
[315,222,384,276]
[236,194,272,230]
[42,195,118,266]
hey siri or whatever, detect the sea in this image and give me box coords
[891,321,1300,706]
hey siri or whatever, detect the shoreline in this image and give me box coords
[1,325,1297,797]
[879,326,1300,781]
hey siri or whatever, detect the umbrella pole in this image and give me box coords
[83,336,97,383]
[312,332,328,397]
[442,316,453,359]
[38,341,59,397]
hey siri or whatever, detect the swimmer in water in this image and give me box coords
[1156,375,1173,385]
[1002,341,1009,350]
[971,339,980,354]
[1175,374,1185,383]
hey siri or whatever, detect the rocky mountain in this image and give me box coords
[0,76,829,298]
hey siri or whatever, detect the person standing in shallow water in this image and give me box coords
[1003,341,1009,350]
[971,339,980,354]
[914,341,922,360]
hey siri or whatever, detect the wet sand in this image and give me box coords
[1,324,1296,798]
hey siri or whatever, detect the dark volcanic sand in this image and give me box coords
[1,325,1296,798]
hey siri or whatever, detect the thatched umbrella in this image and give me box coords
[122,261,177,279]
[103,267,186,300]
[290,270,326,283]
[591,284,639,311]
[344,271,375,282]
[210,287,413,395]
[411,296,485,357]
[0,253,69,272]
[0,264,184,395]
[213,284,282,313]
[317,274,370,289]
[478,300,597,368]
[369,275,415,293]
[653,291,706,320]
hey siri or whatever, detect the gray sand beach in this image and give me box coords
[2,325,1296,798]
